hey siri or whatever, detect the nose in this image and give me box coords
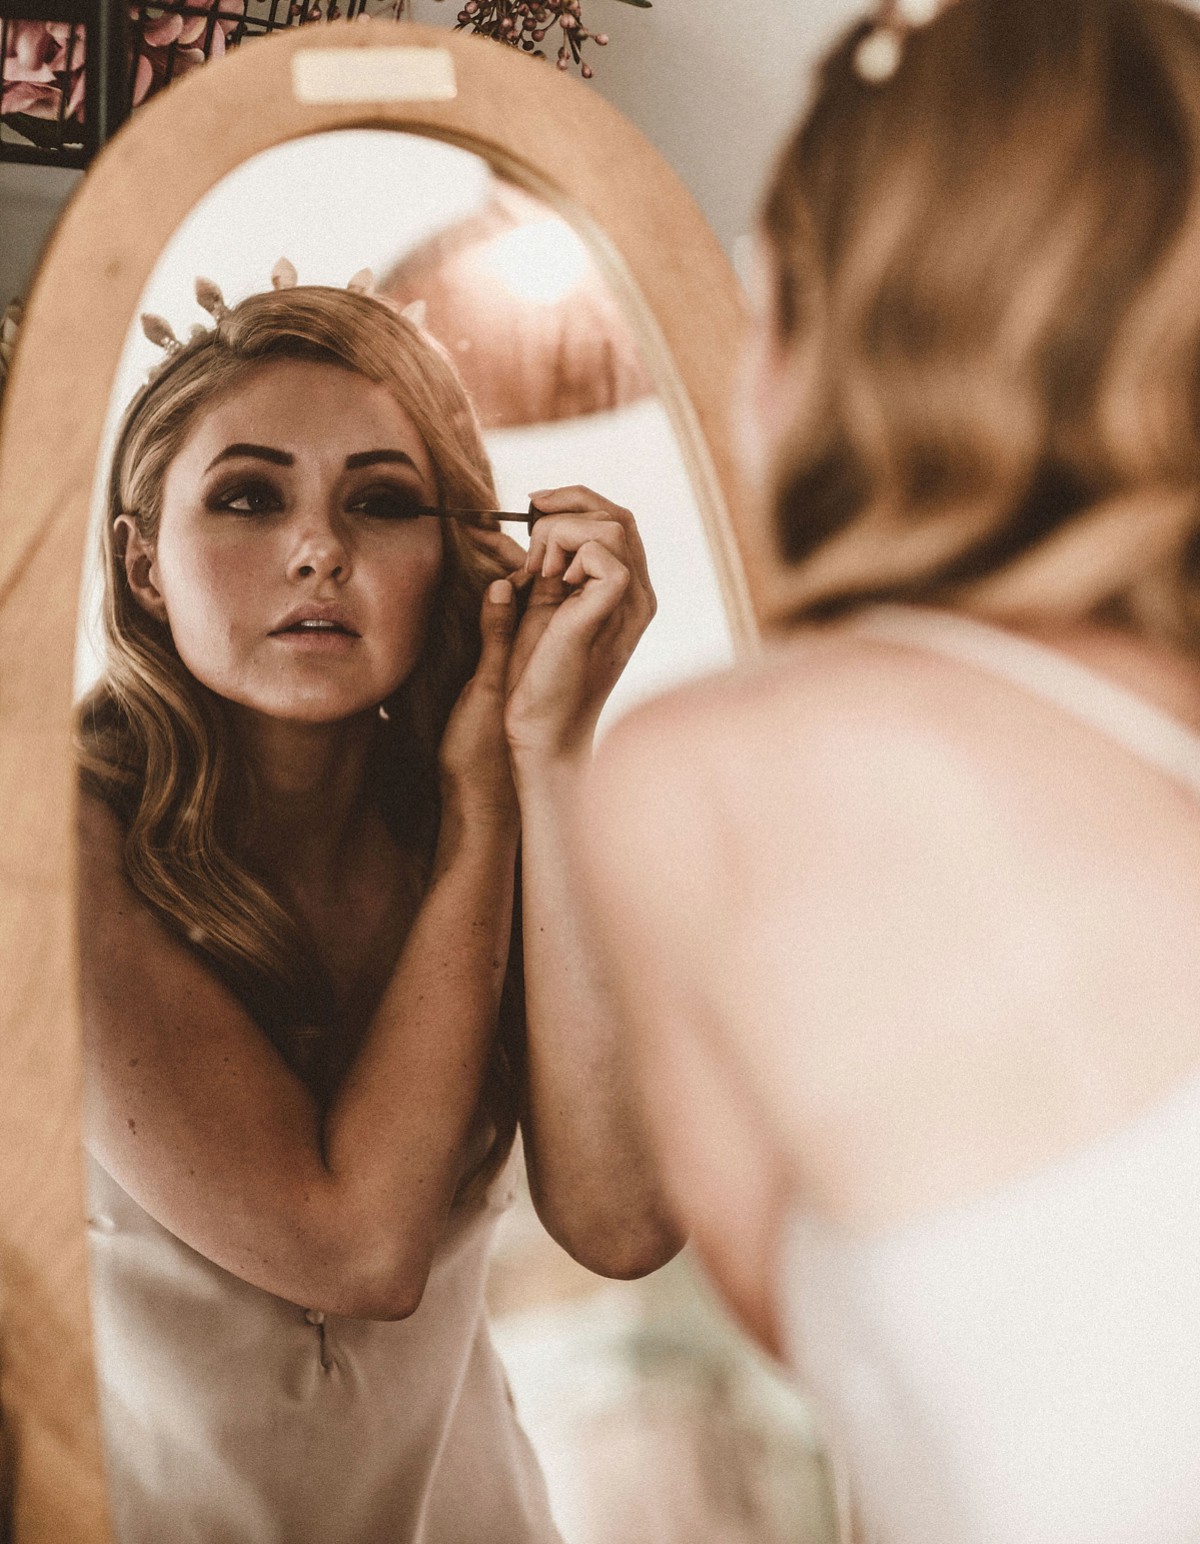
[287,507,351,585]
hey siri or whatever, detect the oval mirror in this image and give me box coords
[0,23,831,1544]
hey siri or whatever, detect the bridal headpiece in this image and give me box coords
[139,259,426,367]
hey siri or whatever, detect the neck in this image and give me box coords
[230,708,379,894]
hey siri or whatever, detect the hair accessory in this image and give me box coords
[854,0,948,82]
[141,313,183,354]
[139,259,413,374]
[195,276,228,322]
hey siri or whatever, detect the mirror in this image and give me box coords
[0,25,829,1544]
[73,130,737,721]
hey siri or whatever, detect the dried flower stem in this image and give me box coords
[440,0,609,77]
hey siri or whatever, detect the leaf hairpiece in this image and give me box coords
[141,313,183,354]
[139,257,413,377]
[195,276,228,321]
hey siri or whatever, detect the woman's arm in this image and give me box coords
[580,706,792,1354]
[500,488,685,1278]
[82,583,520,1320]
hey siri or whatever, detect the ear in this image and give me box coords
[114,514,169,624]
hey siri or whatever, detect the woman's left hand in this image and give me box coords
[501,487,656,766]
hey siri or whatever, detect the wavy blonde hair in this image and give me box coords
[761,0,1200,639]
[78,286,521,1180]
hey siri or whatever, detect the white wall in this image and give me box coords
[406,0,864,257]
[524,0,863,256]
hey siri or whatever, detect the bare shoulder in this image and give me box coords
[76,786,202,980]
[76,785,133,908]
[584,629,960,946]
[77,784,126,867]
[591,627,984,832]
[76,786,159,931]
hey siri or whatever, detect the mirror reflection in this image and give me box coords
[74,130,828,1544]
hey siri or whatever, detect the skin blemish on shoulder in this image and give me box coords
[127,1118,137,1134]
[128,1057,140,1067]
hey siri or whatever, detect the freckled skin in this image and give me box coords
[139,359,446,726]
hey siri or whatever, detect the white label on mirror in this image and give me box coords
[291,47,456,104]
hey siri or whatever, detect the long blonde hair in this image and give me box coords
[78,286,521,1173]
[761,0,1200,640]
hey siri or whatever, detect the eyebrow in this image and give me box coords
[344,450,421,473]
[205,444,293,473]
[204,445,420,474]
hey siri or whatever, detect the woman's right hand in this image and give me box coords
[436,579,521,827]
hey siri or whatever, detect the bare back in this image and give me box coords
[590,611,1200,1235]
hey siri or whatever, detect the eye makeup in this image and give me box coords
[205,478,285,515]
[203,474,540,531]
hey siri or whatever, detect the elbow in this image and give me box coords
[541,1209,687,1281]
[577,1229,686,1281]
[317,1236,433,1322]
[338,1277,426,1322]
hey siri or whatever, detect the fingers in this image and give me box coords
[528,484,628,519]
[529,485,652,596]
[526,516,629,580]
[473,578,517,693]
[547,539,635,641]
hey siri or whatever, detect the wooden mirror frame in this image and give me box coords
[0,22,766,1541]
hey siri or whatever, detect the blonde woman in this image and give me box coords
[77,280,680,1543]
[584,1,1200,1540]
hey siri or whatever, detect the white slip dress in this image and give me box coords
[86,1138,563,1544]
[779,606,1200,1544]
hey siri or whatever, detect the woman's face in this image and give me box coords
[124,357,445,724]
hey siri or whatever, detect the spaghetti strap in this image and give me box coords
[848,604,1200,804]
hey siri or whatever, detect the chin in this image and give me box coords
[264,693,382,726]
[210,681,385,727]
[185,653,419,728]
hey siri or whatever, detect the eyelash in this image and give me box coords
[346,485,427,522]
[208,479,283,516]
[207,480,430,521]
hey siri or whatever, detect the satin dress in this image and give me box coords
[87,1139,563,1544]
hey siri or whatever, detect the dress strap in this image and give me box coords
[847,605,1200,804]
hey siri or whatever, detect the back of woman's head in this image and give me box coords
[762,0,1200,639]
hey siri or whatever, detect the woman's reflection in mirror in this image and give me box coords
[76,280,682,1544]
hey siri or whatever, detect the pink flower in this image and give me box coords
[2,19,85,121]
[131,1,243,107]
[1,3,245,126]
